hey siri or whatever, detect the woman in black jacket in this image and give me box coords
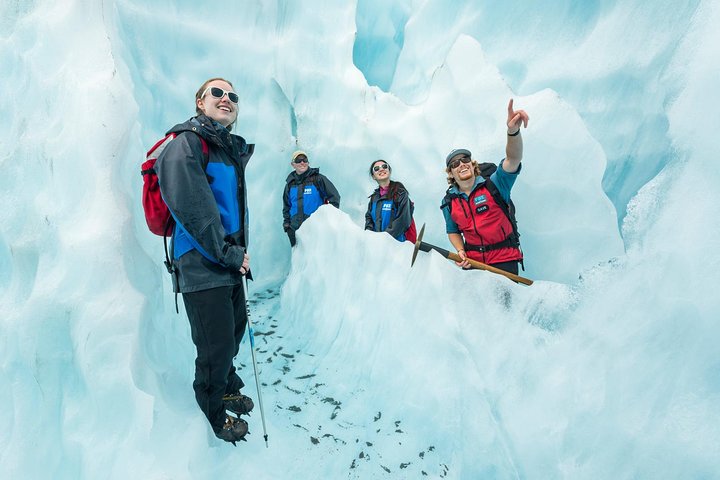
[364,160,416,243]
[155,77,255,444]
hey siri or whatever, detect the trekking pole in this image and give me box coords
[411,223,533,286]
[242,277,269,447]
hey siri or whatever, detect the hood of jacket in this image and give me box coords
[167,115,252,158]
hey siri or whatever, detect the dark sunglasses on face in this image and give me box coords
[448,155,472,170]
[373,163,389,173]
[293,156,308,164]
[202,86,239,104]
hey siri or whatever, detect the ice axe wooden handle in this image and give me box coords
[411,223,534,286]
[445,250,533,285]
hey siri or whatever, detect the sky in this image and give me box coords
[1,0,719,479]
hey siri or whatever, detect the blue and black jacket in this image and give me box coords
[282,167,340,231]
[155,115,254,293]
[365,182,413,242]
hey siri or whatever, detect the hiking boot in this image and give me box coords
[215,415,248,445]
[223,391,254,416]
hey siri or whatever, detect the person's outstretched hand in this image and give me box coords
[506,98,529,134]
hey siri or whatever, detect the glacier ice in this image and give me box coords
[0,0,718,479]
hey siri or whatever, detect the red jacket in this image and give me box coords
[447,180,522,265]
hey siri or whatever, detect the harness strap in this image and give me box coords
[464,233,520,253]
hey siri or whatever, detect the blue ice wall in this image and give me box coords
[378,0,702,228]
[352,0,411,91]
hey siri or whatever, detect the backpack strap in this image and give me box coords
[483,178,519,239]
[440,188,460,214]
[161,219,180,313]
[199,137,210,168]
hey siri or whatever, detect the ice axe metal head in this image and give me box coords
[411,224,449,267]
[411,223,426,267]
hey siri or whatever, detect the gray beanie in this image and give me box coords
[445,148,472,166]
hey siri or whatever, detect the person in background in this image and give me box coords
[365,159,416,243]
[441,99,529,275]
[282,150,341,246]
[155,77,255,445]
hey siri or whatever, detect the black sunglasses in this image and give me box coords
[293,156,308,164]
[373,163,389,173]
[202,86,239,104]
[448,155,472,170]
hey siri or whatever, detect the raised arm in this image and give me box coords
[504,98,529,173]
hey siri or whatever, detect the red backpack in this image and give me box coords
[405,217,417,244]
[141,133,208,236]
[403,196,417,243]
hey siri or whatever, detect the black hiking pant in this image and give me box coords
[490,261,519,275]
[182,284,247,433]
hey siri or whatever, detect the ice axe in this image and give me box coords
[411,223,533,286]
